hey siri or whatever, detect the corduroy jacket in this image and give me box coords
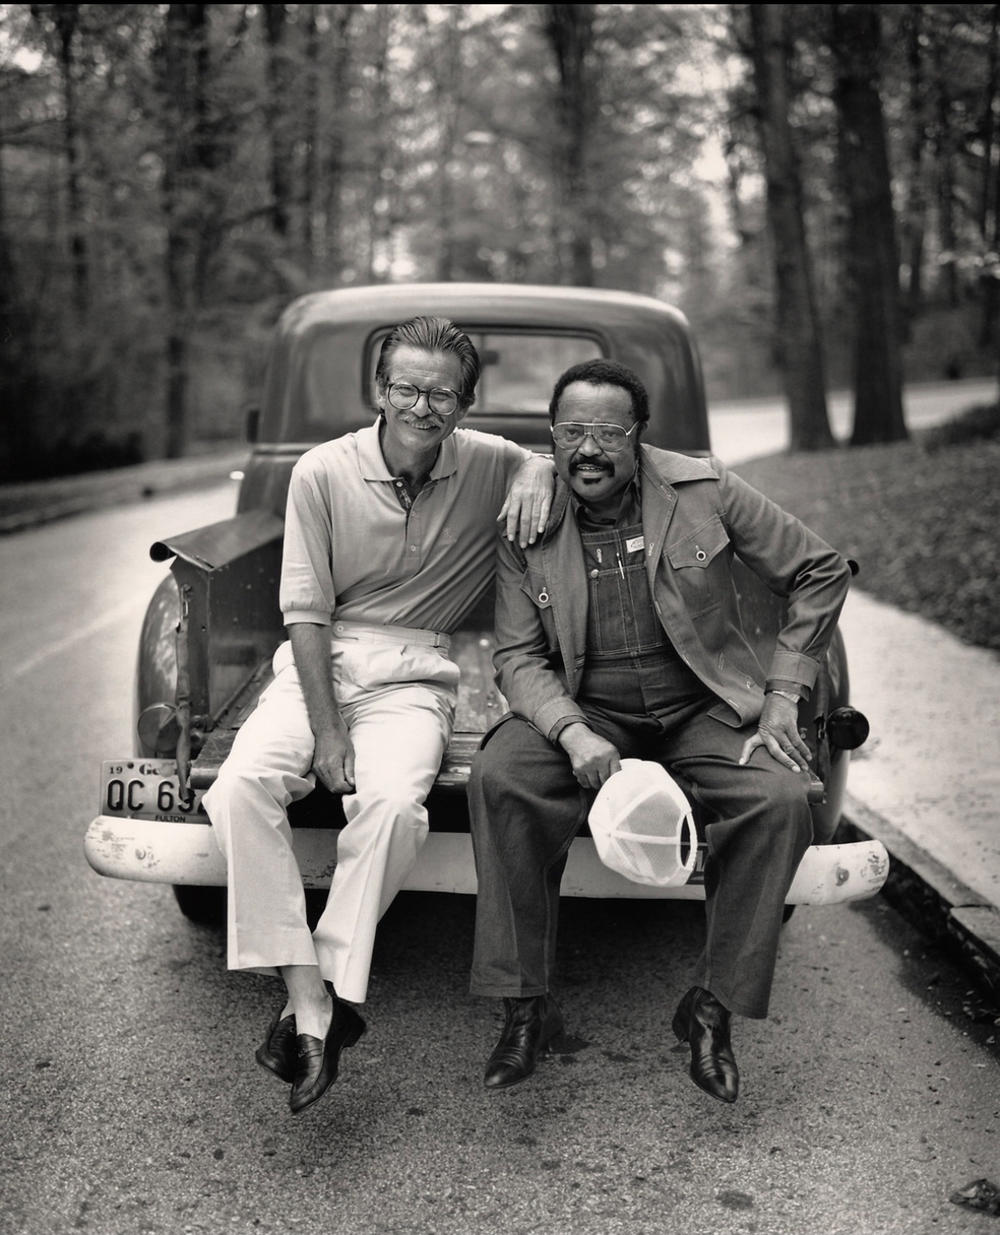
[492,445,852,739]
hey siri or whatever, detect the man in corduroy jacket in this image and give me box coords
[468,358,852,1104]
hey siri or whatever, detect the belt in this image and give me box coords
[330,619,451,651]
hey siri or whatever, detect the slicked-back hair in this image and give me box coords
[548,358,650,427]
[375,316,481,409]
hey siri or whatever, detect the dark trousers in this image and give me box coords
[468,708,813,1019]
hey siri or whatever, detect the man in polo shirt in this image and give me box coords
[204,316,553,1114]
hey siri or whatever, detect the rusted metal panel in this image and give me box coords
[148,511,284,733]
[187,628,504,793]
[150,509,282,568]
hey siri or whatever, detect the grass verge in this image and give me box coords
[734,407,1000,654]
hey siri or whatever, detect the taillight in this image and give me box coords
[825,706,870,751]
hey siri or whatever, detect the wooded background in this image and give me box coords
[1,3,997,480]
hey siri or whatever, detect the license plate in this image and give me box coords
[100,759,205,822]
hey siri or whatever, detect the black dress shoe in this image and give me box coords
[672,986,739,1104]
[255,1009,298,1083]
[289,998,366,1114]
[484,995,563,1091]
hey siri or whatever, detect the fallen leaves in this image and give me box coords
[735,431,1000,653]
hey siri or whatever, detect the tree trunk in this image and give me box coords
[435,6,463,281]
[302,5,319,270]
[159,3,206,460]
[932,33,959,307]
[543,4,596,286]
[51,3,88,317]
[0,133,39,478]
[748,4,834,451]
[190,3,219,310]
[323,5,355,282]
[901,4,927,321]
[979,4,1000,348]
[831,3,908,445]
[161,9,188,460]
[365,6,394,282]
[263,4,292,239]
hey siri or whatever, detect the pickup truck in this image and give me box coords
[84,282,886,923]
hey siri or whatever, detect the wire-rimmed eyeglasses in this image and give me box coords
[550,421,639,453]
[386,381,462,417]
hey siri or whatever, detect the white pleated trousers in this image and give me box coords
[203,633,458,1004]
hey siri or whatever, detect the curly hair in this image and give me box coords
[548,358,649,427]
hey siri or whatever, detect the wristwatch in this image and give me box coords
[766,688,800,704]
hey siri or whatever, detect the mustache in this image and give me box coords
[400,414,445,430]
[570,458,613,474]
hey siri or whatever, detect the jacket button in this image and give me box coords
[696,548,707,562]
[538,591,549,604]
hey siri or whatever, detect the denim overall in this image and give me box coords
[578,516,710,736]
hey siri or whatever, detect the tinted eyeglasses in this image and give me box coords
[550,421,639,453]
[386,381,462,417]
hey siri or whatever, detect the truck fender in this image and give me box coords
[133,572,181,757]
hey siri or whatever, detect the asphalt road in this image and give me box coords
[2,392,1000,1235]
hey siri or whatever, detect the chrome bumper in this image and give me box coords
[84,817,888,904]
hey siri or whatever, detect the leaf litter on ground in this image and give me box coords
[734,425,1000,655]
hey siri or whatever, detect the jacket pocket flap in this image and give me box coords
[667,516,729,569]
[520,572,553,609]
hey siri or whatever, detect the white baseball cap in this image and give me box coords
[588,758,698,888]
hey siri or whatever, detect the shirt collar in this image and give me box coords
[356,419,459,482]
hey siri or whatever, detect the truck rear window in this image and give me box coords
[368,330,604,417]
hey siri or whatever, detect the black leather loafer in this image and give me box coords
[672,986,739,1104]
[289,998,366,1114]
[484,995,563,1091]
[255,1009,298,1083]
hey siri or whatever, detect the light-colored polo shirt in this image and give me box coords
[280,422,532,634]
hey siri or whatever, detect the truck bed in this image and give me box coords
[189,630,505,825]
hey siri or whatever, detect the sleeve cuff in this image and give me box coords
[534,697,587,742]
[549,715,586,743]
[283,610,331,627]
[767,651,819,692]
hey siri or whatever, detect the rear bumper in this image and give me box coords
[84,816,888,904]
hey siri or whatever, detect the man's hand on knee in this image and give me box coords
[558,722,621,790]
[738,693,810,774]
[313,723,356,794]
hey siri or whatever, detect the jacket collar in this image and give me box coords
[543,445,717,543]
